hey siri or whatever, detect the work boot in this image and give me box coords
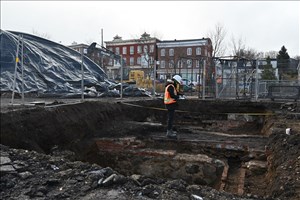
[166,130,177,139]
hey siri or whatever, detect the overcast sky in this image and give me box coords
[1,1,299,57]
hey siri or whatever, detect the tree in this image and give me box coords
[261,56,276,80]
[276,46,290,80]
[207,23,227,58]
[230,34,246,58]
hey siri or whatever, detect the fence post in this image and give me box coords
[120,55,123,99]
[202,60,206,100]
[81,49,84,102]
[21,35,24,105]
[255,60,259,101]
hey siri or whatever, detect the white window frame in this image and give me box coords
[137,46,142,53]
[177,60,182,68]
[196,47,201,55]
[130,57,134,65]
[137,57,141,65]
[143,45,148,53]
[161,49,165,56]
[187,48,192,56]
[115,47,120,55]
[169,48,174,56]
[187,59,192,68]
[169,60,174,68]
[150,45,154,53]
[196,60,200,68]
[122,47,127,55]
[130,46,134,55]
[160,60,165,68]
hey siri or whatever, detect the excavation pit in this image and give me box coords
[1,98,299,199]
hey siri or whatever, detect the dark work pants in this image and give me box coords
[167,109,175,131]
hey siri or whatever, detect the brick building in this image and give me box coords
[156,38,213,83]
[105,32,160,79]
[105,34,212,83]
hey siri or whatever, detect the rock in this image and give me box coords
[245,160,267,175]
[101,174,117,187]
[0,156,11,165]
[185,164,200,174]
[19,171,32,179]
[46,178,61,186]
[0,165,16,173]
[191,194,203,200]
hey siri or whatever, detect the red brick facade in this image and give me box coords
[105,33,213,81]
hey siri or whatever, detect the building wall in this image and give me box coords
[156,39,213,81]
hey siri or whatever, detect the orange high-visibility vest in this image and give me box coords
[164,84,177,104]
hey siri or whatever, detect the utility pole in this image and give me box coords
[202,59,206,100]
[101,28,104,73]
[120,55,123,99]
[153,60,157,97]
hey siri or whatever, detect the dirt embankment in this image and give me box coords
[1,98,299,199]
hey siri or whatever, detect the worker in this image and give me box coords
[164,74,183,139]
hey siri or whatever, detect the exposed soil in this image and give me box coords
[1,96,299,200]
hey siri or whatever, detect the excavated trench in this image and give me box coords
[0,98,291,198]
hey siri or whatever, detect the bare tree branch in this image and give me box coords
[31,29,51,40]
[207,23,227,58]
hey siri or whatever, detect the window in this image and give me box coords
[108,58,113,65]
[130,46,134,55]
[150,45,154,53]
[196,47,201,55]
[137,57,141,65]
[137,46,142,53]
[177,60,182,68]
[187,48,192,56]
[115,47,120,55]
[169,49,174,56]
[130,57,134,65]
[161,49,165,56]
[160,60,165,68]
[122,47,127,54]
[143,45,148,53]
[196,60,200,68]
[169,60,174,68]
[122,57,127,65]
[149,57,154,65]
[187,59,192,68]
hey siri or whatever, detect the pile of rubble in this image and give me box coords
[1,144,261,200]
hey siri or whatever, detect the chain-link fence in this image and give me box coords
[150,57,300,101]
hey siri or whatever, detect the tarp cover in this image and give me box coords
[0,30,114,97]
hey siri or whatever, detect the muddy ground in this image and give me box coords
[1,96,300,200]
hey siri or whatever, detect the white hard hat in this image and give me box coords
[172,75,182,84]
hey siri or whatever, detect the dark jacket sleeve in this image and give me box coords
[168,85,179,100]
